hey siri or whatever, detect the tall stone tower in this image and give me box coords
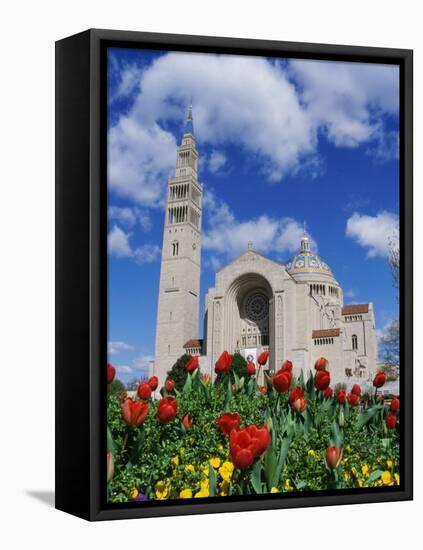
[153,105,202,383]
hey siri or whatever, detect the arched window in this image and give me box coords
[352,334,358,350]
[172,241,179,257]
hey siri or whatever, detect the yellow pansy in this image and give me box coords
[194,491,208,498]
[171,455,179,467]
[185,464,195,474]
[210,457,221,469]
[346,445,352,452]
[284,479,294,492]
[357,479,363,487]
[395,473,400,485]
[200,478,209,491]
[381,471,392,485]
[344,471,350,481]
[351,467,358,477]
[219,461,234,482]
[218,444,224,452]
[129,487,138,499]
[361,464,370,476]
[179,488,193,499]
[387,459,393,469]
[201,463,209,476]
[155,479,170,500]
[179,447,185,458]
[307,449,316,457]
[270,487,279,493]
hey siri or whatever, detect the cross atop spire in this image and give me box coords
[184,100,194,136]
[247,241,253,251]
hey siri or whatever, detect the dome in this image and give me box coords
[285,231,335,281]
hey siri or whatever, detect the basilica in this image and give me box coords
[152,107,378,386]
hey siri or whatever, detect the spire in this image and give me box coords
[184,100,194,136]
[301,222,311,253]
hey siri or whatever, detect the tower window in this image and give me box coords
[352,334,358,350]
[170,311,172,320]
[172,241,179,256]
[168,345,171,353]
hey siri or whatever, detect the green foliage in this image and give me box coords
[166,354,192,391]
[107,366,400,503]
[107,378,126,396]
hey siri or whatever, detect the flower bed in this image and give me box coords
[106,354,400,502]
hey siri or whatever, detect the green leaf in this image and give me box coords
[183,372,192,394]
[208,463,216,497]
[330,419,343,448]
[366,469,383,485]
[233,369,240,391]
[357,405,380,430]
[107,426,115,453]
[250,459,264,494]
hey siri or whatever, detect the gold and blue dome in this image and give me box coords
[285,232,335,280]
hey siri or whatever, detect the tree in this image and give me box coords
[166,354,192,391]
[388,230,400,300]
[379,319,400,372]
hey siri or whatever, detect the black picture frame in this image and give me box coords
[55,28,413,521]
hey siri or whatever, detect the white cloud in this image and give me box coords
[108,225,132,257]
[289,59,399,150]
[202,190,315,261]
[133,354,154,372]
[108,205,152,231]
[108,225,160,264]
[108,206,137,227]
[115,365,134,375]
[108,54,399,208]
[346,211,399,258]
[208,150,227,174]
[108,341,136,355]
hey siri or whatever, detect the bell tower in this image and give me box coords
[153,104,202,382]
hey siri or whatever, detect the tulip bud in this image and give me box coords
[238,377,245,390]
[325,446,343,470]
[338,409,345,427]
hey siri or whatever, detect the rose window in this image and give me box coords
[244,292,269,322]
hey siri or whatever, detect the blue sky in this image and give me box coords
[107,47,400,383]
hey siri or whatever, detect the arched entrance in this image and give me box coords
[223,273,274,365]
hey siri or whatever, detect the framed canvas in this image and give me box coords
[55,29,413,521]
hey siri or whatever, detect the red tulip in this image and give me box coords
[122,398,149,427]
[273,371,291,393]
[336,389,346,404]
[279,359,293,373]
[147,376,159,391]
[386,414,397,429]
[137,382,152,401]
[289,387,304,406]
[165,379,175,393]
[217,412,240,436]
[390,397,400,413]
[246,361,256,376]
[325,446,342,470]
[323,387,333,399]
[107,363,116,384]
[259,385,268,395]
[257,351,269,366]
[314,357,328,371]
[373,371,386,388]
[181,414,193,429]
[292,397,307,413]
[351,383,361,396]
[230,425,271,470]
[156,396,178,423]
[185,356,199,373]
[118,391,128,401]
[347,392,360,406]
[215,351,232,375]
[315,370,330,391]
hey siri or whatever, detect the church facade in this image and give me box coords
[153,108,378,386]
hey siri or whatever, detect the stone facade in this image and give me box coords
[152,108,378,387]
